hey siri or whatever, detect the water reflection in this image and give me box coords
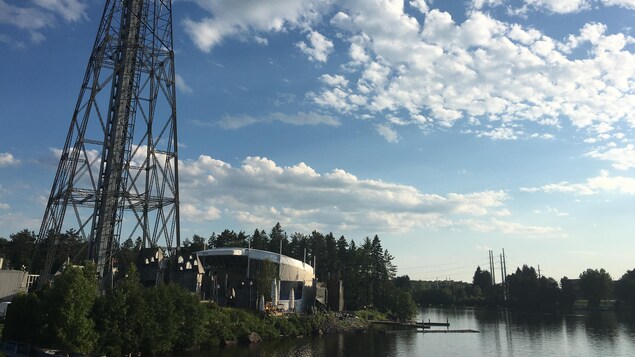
[172,308,635,357]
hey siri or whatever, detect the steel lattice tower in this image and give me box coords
[35,0,180,286]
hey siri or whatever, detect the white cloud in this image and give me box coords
[523,0,591,13]
[521,171,635,195]
[602,0,635,9]
[0,203,10,210]
[472,0,504,9]
[184,0,330,52]
[0,0,86,45]
[216,111,340,129]
[0,0,53,30]
[476,127,521,140]
[33,0,86,22]
[296,30,334,63]
[586,144,635,170]
[0,152,20,167]
[375,124,399,143]
[409,0,430,13]
[310,5,635,140]
[175,74,193,94]
[183,1,635,142]
[534,206,570,216]
[319,74,348,87]
[465,218,566,238]
[177,155,547,235]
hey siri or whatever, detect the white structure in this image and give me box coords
[197,248,315,312]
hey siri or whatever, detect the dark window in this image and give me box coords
[279,281,303,299]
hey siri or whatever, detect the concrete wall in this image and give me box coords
[0,270,28,301]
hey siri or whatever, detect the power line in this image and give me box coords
[399,258,490,270]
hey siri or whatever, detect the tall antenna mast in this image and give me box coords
[34,0,180,288]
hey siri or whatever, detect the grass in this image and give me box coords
[355,309,389,321]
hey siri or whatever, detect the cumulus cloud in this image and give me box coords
[311,5,635,140]
[183,0,330,52]
[0,152,20,167]
[375,124,399,143]
[520,170,635,195]
[177,154,560,236]
[183,1,635,142]
[296,30,334,63]
[215,111,340,129]
[585,144,635,170]
[602,0,635,9]
[523,0,591,13]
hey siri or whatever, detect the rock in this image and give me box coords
[244,332,262,344]
[221,339,237,347]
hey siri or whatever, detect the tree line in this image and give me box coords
[396,264,635,311]
[0,224,416,319]
[179,223,414,317]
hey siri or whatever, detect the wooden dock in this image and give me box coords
[419,329,479,333]
[371,319,450,329]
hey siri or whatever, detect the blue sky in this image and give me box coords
[1,0,635,282]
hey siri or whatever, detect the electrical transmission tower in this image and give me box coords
[35,0,180,287]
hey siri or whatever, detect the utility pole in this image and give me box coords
[538,265,541,279]
[502,248,507,300]
[500,253,506,301]
[489,250,496,285]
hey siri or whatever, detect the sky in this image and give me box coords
[1,0,635,282]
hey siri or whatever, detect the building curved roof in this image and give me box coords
[196,248,314,282]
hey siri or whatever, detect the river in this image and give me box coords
[176,307,635,356]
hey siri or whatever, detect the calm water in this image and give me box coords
[178,308,635,356]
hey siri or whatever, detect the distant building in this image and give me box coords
[173,253,204,293]
[0,270,38,302]
[196,248,315,312]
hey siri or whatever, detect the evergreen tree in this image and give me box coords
[324,233,338,280]
[310,231,326,280]
[251,229,268,250]
[8,229,36,270]
[190,234,206,251]
[268,223,288,254]
[472,266,493,296]
[236,231,249,248]
[207,232,217,249]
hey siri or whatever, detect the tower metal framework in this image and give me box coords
[35,0,180,286]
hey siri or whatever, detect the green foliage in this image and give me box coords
[6,229,35,270]
[391,291,417,322]
[94,265,147,356]
[472,266,493,295]
[268,223,288,254]
[2,292,44,344]
[616,269,635,308]
[43,264,99,353]
[579,268,613,308]
[255,259,277,300]
[355,309,388,321]
[560,276,577,309]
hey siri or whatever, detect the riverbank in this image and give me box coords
[202,305,372,347]
[1,304,375,356]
